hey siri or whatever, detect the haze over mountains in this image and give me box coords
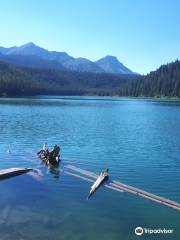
[0,42,136,74]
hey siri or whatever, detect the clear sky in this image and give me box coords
[0,0,179,74]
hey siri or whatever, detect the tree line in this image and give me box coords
[0,59,180,97]
[0,61,138,96]
[118,60,180,98]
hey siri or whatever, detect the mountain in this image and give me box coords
[95,55,134,74]
[3,42,48,56]
[48,51,74,64]
[63,57,104,73]
[0,46,17,54]
[0,43,136,74]
[0,53,63,70]
[0,42,73,66]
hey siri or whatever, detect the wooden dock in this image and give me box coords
[0,168,32,180]
[64,165,180,211]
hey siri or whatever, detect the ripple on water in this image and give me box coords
[0,96,179,240]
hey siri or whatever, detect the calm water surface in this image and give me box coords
[0,96,179,240]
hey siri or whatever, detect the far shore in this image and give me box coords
[0,94,180,101]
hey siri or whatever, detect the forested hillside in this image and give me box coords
[0,59,180,97]
[0,61,137,96]
[118,60,180,98]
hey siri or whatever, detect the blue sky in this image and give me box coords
[0,0,179,74]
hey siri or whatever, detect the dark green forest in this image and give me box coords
[119,60,180,98]
[0,61,138,96]
[0,59,180,97]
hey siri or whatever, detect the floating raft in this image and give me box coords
[0,168,32,180]
[64,165,180,211]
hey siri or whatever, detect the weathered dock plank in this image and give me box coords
[0,168,32,180]
[65,164,180,211]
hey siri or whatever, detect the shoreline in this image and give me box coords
[0,94,180,101]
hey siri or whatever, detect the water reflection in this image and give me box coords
[47,164,61,178]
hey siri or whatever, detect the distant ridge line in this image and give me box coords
[0,42,137,74]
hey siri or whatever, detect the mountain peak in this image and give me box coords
[103,55,118,60]
[22,42,36,47]
[20,42,42,50]
[5,42,48,56]
[0,42,136,74]
[101,55,120,63]
[96,56,134,74]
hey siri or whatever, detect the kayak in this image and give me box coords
[87,169,109,199]
[0,167,32,180]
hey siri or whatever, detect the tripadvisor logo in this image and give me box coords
[135,227,143,236]
[135,226,174,236]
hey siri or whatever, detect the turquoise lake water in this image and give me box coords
[0,96,179,240]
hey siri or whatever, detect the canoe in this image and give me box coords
[87,169,109,199]
[0,167,32,180]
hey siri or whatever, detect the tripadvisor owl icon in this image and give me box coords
[135,227,143,236]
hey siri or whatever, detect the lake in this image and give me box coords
[0,96,179,240]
